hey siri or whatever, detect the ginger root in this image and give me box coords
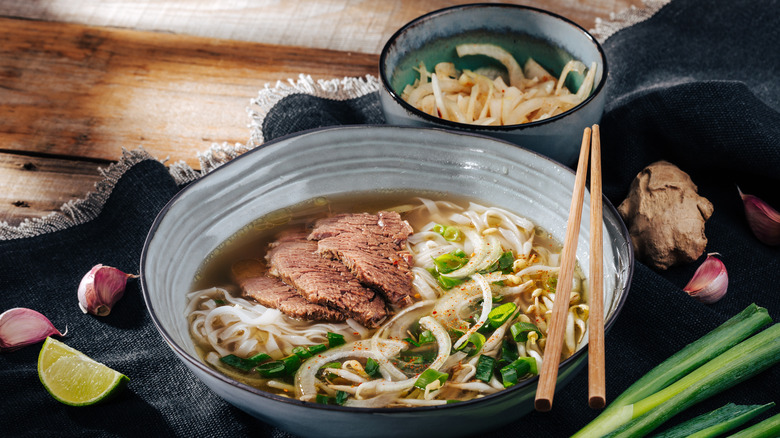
[618,161,714,270]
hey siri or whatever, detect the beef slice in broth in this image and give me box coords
[231,259,347,322]
[266,236,388,328]
[308,211,415,308]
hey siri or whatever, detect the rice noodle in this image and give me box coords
[186,197,589,408]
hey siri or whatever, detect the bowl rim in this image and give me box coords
[140,124,632,415]
[378,3,609,132]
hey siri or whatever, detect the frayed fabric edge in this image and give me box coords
[1,148,157,240]
[590,0,672,42]
[247,73,381,147]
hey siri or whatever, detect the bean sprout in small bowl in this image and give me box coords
[379,4,608,167]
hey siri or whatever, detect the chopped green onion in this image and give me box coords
[475,355,497,382]
[256,361,286,378]
[437,274,464,290]
[455,332,486,356]
[282,355,302,374]
[307,344,328,355]
[292,346,312,360]
[432,251,468,274]
[433,224,462,241]
[219,353,271,371]
[316,394,330,404]
[327,332,345,348]
[488,302,517,328]
[213,299,226,305]
[418,330,436,345]
[335,391,349,406]
[511,321,542,342]
[500,357,537,387]
[414,368,448,390]
[499,339,519,367]
[365,358,380,377]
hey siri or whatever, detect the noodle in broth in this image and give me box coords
[186,195,587,406]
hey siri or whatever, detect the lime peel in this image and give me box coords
[38,337,128,406]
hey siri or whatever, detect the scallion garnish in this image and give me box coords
[414,368,448,390]
[316,394,330,405]
[432,250,468,274]
[488,302,517,328]
[454,332,485,356]
[499,357,537,388]
[292,346,312,360]
[307,344,328,355]
[433,224,462,242]
[436,274,464,290]
[475,355,496,382]
[510,321,541,342]
[327,332,346,348]
[256,361,286,378]
[219,353,271,371]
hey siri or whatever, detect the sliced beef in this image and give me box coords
[266,237,388,328]
[308,211,413,245]
[308,212,415,308]
[231,259,347,322]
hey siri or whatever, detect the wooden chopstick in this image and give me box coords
[588,124,606,409]
[535,126,592,412]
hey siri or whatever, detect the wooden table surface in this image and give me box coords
[0,0,645,227]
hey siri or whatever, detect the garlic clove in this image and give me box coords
[0,308,66,352]
[77,264,138,316]
[683,253,728,304]
[738,187,780,246]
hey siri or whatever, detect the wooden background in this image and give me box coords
[0,0,645,226]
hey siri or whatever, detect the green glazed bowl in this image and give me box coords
[379,4,608,167]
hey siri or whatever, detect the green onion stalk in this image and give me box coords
[572,304,777,438]
[649,403,774,438]
[727,412,780,438]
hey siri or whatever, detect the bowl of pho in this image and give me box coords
[379,4,608,167]
[141,125,632,438]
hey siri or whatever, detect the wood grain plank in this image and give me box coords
[0,0,646,54]
[0,152,104,225]
[0,17,377,168]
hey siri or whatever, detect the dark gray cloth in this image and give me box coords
[2,0,779,436]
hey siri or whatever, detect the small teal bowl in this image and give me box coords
[141,126,632,438]
[379,4,608,167]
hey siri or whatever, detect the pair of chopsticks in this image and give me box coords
[534,125,605,412]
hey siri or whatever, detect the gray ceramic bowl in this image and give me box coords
[379,4,608,167]
[141,126,632,438]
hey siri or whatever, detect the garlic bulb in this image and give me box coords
[739,188,780,246]
[0,308,66,352]
[683,253,728,304]
[77,264,137,316]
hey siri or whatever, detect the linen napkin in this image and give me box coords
[2,0,779,436]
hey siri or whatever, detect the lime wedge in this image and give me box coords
[37,337,128,406]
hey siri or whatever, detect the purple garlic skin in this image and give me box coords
[739,188,780,246]
[78,264,137,316]
[683,253,728,304]
[0,308,66,352]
